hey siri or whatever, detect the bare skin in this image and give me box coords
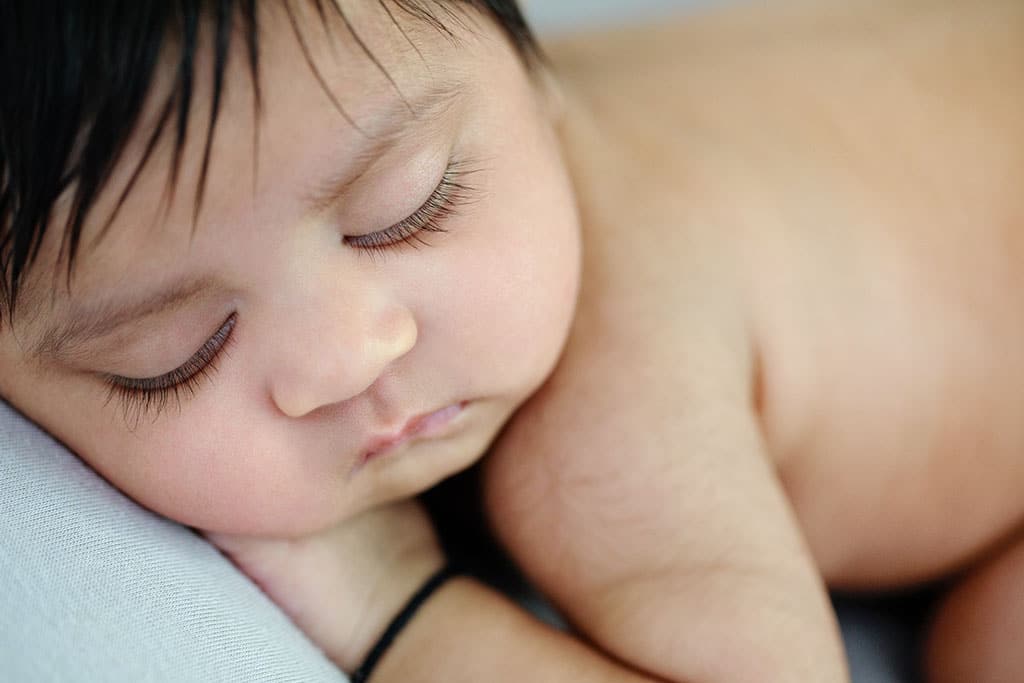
[484,0,1024,680]
[5,1,1021,681]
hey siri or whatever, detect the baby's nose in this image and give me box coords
[270,301,417,419]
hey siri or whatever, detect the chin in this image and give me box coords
[364,424,497,509]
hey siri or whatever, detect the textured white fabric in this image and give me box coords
[0,399,348,683]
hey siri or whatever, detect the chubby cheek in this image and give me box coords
[457,233,578,395]
[418,55,581,403]
[453,168,580,400]
[88,416,351,538]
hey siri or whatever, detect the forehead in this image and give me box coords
[10,2,491,330]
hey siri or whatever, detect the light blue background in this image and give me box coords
[524,0,722,34]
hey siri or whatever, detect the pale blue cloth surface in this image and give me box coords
[0,399,348,683]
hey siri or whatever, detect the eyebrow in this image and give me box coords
[26,78,466,364]
[303,77,464,214]
[27,275,223,363]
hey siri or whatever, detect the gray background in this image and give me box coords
[524,0,720,35]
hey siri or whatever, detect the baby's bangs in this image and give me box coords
[0,0,538,331]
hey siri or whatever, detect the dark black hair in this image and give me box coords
[0,1,540,331]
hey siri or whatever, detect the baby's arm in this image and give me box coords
[367,575,667,682]
[483,329,848,682]
[207,499,665,683]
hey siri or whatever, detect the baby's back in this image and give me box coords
[499,0,1024,591]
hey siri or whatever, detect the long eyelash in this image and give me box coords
[344,158,483,261]
[98,160,482,430]
[102,314,238,431]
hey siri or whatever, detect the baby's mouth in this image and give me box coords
[358,401,469,465]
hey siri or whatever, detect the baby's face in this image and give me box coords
[0,5,580,537]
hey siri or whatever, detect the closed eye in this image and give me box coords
[343,157,481,258]
[100,156,486,430]
[101,313,238,431]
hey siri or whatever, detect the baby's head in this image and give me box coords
[0,1,580,538]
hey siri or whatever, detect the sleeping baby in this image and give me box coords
[2,0,1022,681]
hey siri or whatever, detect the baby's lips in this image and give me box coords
[359,401,469,461]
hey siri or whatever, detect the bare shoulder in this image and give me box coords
[480,131,758,595]
[542,0,1024,156]
[498,0,1024,590]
